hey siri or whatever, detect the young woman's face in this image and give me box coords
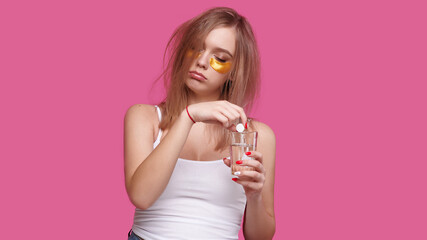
[186,27,236,100]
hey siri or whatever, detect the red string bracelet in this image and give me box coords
[186,105,196,123]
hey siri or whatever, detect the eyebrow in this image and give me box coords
[212,47,234,58]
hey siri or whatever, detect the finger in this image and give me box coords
[218,107,240,125]
[217,101,245,127]
[213,105,239,128]
[233,170,265,183]
[236,158,265,174]
[232,179,263,191]
[212,111,232,128]
[226,124,238,132]
[227,103,247,128]
[219,103,241,121]
[245,151,263,164]
[219,107,242,129]
[223,157,231,167]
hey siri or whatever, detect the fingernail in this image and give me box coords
[245,122,248,129]
[245,152,251,155]
[236,160,243,164]
[223,158,227,160]
[233,171,241,176]
[232,178,238,182]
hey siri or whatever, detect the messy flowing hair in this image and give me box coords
[158,7,260,150]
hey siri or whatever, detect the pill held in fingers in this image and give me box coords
[236,123,245,133]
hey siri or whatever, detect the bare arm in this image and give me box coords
[124,104,194,209]
[236,122,276,239]
[124,101,248,210]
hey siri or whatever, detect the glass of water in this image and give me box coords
[230,131,257,175]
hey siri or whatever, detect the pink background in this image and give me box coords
[1,0,426,239]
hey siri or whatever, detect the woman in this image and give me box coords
[124,7,276,240]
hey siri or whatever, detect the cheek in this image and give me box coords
[212,74,229,87]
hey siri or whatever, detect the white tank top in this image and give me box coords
[131,106,247,240]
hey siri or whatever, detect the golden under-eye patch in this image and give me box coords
[186,48,232,74]
[186,49,201,58]
[209,58,232,74]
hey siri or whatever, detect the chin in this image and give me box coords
[186,81,206,94]
[186,78,223,96]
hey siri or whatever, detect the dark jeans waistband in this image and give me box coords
[128,229,144,240]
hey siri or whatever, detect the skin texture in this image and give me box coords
[186,27,235,103]
[124,27,275,239]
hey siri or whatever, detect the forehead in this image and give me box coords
[204,27,236,55]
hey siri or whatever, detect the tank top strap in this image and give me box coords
[153,106,163,149]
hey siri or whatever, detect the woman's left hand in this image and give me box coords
[223,151,266,199]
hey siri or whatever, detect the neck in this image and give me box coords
[188,91,222,105]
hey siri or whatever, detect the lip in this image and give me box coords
[189,71,207,81]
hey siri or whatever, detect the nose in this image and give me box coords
[196,51,209,70]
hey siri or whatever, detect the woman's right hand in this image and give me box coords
[186,101,247,130]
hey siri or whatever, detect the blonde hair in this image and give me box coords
[158,7,260,150]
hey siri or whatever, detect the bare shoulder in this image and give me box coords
[124,104,159,134]
[125,104,157,122]
[249,120,276,145]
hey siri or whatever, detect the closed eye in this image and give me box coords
[215,56,227,63]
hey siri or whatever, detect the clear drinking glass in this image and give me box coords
[230,131,257,175]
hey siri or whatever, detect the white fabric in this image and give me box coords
[153,106,162,149]
[131,105,246,240]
